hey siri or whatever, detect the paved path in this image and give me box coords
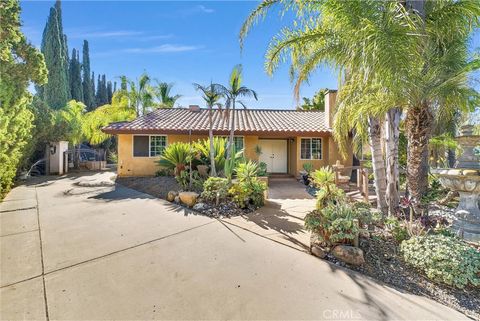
[0,172,469,320]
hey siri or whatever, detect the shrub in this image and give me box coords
[176,170,203,192]
[201,177,229,202]
[155,168,172,177]
[236,160,258,183]
[385,216,409,243]
[194,137,227,171]
[302,162,313,173]
[401,235,480,289]
[157,142,194,175]
[229,179,267,208]
[305,201,360,246]
[257,162,268,176]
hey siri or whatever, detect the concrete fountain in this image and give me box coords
[432,121,480,242]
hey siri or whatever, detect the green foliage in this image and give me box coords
[302,162,314,173]
[154,81,181,108]
[108,151,118,164]
[56,100,86,146]
[235,160,258,183]
[0,0,47,198]
[305,202,360,246]
[201,177,229,202]
[229,179,267,209]
[39,0,69,109]
[310,167,345,210]
[83,92,136,145]
[257,162,268,176]
[82,40,95,111]
[69,48,83,102]
[401,235,480,289]
[194,137,227,171]
[421,176,446,205]
[385,217,409,243]
[300,88,327,111]
[176,170,203,192]
[157,142,194,174]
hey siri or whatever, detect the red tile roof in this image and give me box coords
[102,108,331,135]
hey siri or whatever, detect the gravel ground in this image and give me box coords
[323,229,480,320]
[116,176,180,199]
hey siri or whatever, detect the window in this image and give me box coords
[300,138,322,160]
[234,137,244,152]
[133,135,167,157]
[150,136,167,156]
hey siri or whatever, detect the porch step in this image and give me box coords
[268,173,295,179]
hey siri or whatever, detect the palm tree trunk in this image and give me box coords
[227,99,236,160]
[406,103,432,208]
[385,108,401,216]
[208,106,217,176]
[368,116,388,214]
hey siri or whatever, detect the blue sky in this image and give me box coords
[20,1,479,110]
[20,0,338,109]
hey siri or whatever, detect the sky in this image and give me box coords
[20,0,339,109]
[20,1,479,110]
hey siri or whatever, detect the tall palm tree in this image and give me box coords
[241,0,479,212]
[193,82,224,176]
[117,73,154,116]
[217,65,258,161]
[154,81,181,108]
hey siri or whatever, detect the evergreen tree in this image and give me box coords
[101,74,108,105]
[39,0,69,109]
[82,40,95,111]
[0,0,47,198]
[107,81,113,103]
[69,48,83,102]
[91,71,96,108]
[113,81,117,93]
[96,74,101,106]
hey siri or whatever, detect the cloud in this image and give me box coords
[197,5,214,14]
[69,30,144,39]
[94,44,203,57]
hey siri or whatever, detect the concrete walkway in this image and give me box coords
[0,172,469,320]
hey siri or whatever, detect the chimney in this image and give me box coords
[188,105,200,112]
[324,89,337,129]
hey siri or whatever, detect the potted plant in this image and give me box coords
[301,163,313,185]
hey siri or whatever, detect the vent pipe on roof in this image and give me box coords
[189,105,201,112]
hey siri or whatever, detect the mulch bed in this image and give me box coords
[322,229,480,320]
[116,176,180,199]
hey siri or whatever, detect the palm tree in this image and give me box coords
[154,81,181,108]
[117,73,154,116]
[193,82,224,176]
[241,0,479,212]
[217,65,258,161]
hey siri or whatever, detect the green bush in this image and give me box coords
[257,162,268,176]
[401,234,480,289]
[236,160,258,183]
[157,142,194,175]
[305,202,360,246]
[201,177,229,202]
[385,216,409,243]
[176,170,203,192]
[229,179,267,208]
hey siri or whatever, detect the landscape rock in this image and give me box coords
[193,202,208,211]
[332,245,365,266]
[179,192,199,207]
[166,190,178,202]
[310,244,327,259]
[174,196,180,204]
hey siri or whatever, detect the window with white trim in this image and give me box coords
[222,136,244,152]
[133,135,167,157]
[300,138,322,160]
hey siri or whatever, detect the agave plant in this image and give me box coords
[194,137,227,172]
[157,142,194,175]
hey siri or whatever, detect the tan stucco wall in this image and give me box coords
[117,133,352,177]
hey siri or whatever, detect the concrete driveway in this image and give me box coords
[0,172,468,320]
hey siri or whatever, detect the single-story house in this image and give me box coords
[102,90,353,177]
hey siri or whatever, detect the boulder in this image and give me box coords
[166,191,178,202]
[174,196,180,204]
[332,245,365,266]
[179,192,199,207]
[193,202,208,211]
[310,244,327,259]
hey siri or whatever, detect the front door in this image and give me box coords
[258,139,288,173]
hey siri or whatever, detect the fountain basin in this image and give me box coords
[432,168,480,242]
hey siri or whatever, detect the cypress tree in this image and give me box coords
[101,74,108,105]
[113,81,117,93]
[69,48,83,102]
[107,81,113,103]
[96,74,101,106]
[91,71,96,108]
[39,0,69,109]
[82,40,95,110]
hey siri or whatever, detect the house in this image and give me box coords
[102,90,353,177]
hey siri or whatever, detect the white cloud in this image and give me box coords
[123,44,202,53]
[197,5,214,14]
[69,30,144,39]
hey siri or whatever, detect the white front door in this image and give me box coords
[258,139,288,173]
